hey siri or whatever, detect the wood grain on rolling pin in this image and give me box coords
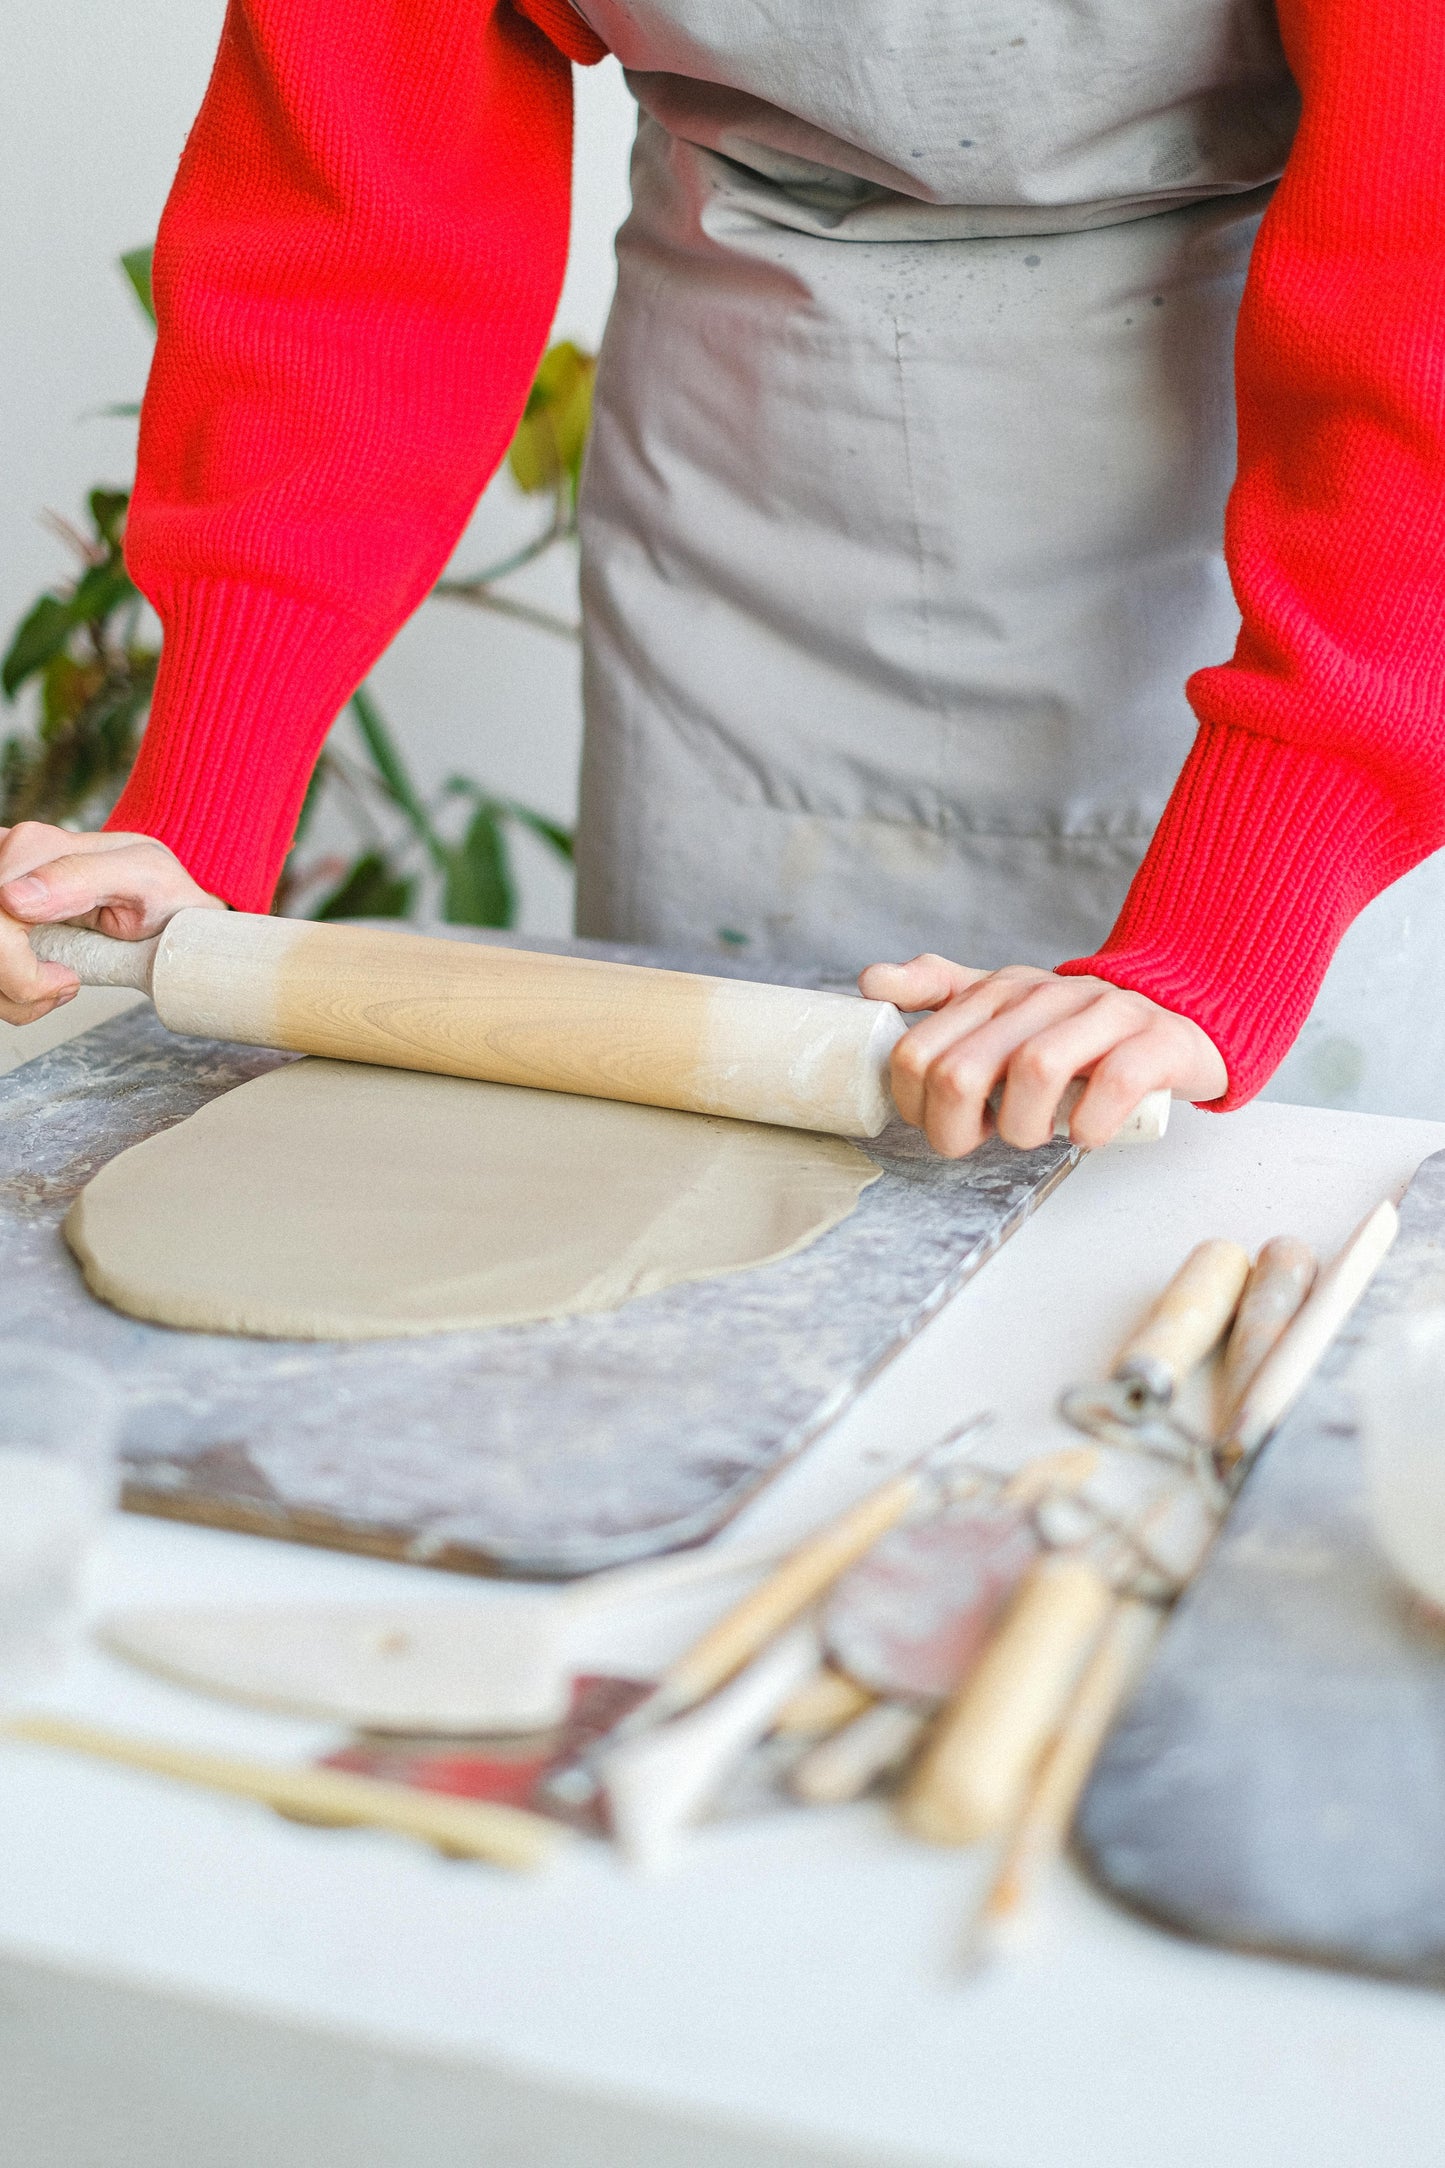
[900,1555,1114,1846]
[143,913,902,1138]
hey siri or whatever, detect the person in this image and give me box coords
[0,0,1440,1159]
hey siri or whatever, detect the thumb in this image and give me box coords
[858,953,988,1011]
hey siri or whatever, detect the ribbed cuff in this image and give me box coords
[106,579,378,913]
[1057,723,1422,1108]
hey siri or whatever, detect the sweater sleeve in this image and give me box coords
[1057,0,1445,1108]
[110,0,588,911]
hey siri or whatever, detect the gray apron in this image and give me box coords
[569,3,1445,1116]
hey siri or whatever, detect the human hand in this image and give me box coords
[858,954,1228,1157]
[0,823,223,1026]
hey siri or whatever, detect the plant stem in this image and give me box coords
[347,685,451,874]
[435,518,567,594]
[432,589,581,641]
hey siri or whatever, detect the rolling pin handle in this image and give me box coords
[28,921,160,995]
[1053,1079,1171,1147]
[988,1079,1171,1148]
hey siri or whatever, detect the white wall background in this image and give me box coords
[0,2,637,935]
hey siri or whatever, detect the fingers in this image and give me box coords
[994,990,1157,1150]
[0,907,78,1025]
[1069,1012,1227,1145]
[857,953,990,1012]
[0,823,134,891]
[878,960,1230,1159]
[891,974,1096,1157]
[0,826,219,942]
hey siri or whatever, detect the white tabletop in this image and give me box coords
[5,1095,1445,2168]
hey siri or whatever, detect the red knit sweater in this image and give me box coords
[113,0,1445,1109]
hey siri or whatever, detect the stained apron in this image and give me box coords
[568,3,1445,1116]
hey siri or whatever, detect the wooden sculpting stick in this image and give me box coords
[30,913,1170,1144]
[963,1596,1163,1962]
[3,1711,558,1870]
[900,1554,1115,1846]
[1219,1197,1399,1468]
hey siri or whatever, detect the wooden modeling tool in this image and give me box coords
[619,1463,931,1733]
[32,912,1173,1146]
[2,1711,559,1869]
[1059,1238,1251,1454]
[787,1448,1097,1805]
[789,1701,928,1806]
[545,1435,989,1816]
[1218,1236,1318,1427]
[961,1596,1162,1967]
[1218,1198,1399,1470]
[899,1554,1115,1846]
[770,1664,875,1738]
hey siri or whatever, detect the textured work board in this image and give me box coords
[0,934,1076,1576]
[1080,1147,1445,1988]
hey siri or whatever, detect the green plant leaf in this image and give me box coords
[4,536,141,700]
[506,341,595,498]
[315,851,415,921]
[443,800,515,926]
[290,754,330,846]
[71,556,136,624]
[89,490,130,548]
[3,594,76,698]
[505,802,575,861]
[120,245,156,327]
[348,685,448,871]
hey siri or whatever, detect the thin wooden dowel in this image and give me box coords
[3,1711,560,1871]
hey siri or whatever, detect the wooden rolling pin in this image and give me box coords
[31,911,905,1139]
[31,912,1173,1144]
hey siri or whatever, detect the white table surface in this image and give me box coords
[5,1092,1445,2168]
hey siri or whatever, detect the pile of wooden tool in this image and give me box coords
[535,1195,1399,1939]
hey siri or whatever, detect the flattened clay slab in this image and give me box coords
[65,1060,880,1339]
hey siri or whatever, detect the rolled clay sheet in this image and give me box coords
[65,1058,882,1340]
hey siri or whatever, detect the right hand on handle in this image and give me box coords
[0,823,223,1025]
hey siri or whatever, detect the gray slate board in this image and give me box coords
[0,941,1075,1577]
[1080,1147,1445,1988]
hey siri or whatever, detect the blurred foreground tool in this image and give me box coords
[961,1596,1163,1969]
[1216,1200,1398,1470]
[1060,1239,1250,1453]
[899,1554,1115,1846]
[3,1711,561,1869]
[1218,1237,1318,1428]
